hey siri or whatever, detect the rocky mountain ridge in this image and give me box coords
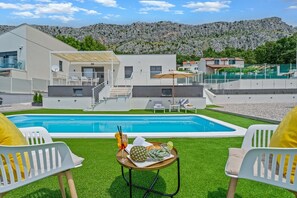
[0,17,296,56]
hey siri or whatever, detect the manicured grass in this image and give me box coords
[4,109,291,198]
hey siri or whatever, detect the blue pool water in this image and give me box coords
[8,115,235,133]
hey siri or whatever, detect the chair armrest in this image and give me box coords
[238,148,297,192]
[19,127,53,145]
[241,124,278,150]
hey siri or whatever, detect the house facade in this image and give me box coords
[0,24,206,110]
[0,24,76,93]
[199,58,244,73]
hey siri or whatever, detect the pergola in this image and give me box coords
[51,51,119,63]
[49,51,120,86]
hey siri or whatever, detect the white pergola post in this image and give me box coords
[49,52,52,85]
[111,58,114,87]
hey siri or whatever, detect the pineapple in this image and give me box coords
[130,146,147,162]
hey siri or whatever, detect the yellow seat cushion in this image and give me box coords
[0,113,29,181]
[269,106,297,182]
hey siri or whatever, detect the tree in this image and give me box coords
[80,35,106,51]
[56,35,106,51]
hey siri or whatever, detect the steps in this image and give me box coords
[109,87,132,98]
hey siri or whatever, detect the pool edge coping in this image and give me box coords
[8,114,247,138]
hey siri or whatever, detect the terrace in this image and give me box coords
[1,108,294,198]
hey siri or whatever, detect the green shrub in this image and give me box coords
[37,93,43,104]
[33,92,38,103]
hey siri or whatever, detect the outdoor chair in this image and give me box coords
[68,75,80,85]
[0,142,78,198]
[179,98,197,113]
[92,77,100,85]
[81,76,90,85]
[19,127,83,168]
[225,124,297,198]
[0,127,83,198]
[153,101,165,113]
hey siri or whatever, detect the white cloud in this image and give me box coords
[288,5,297,9]
[95,0,118,7]
[174,10,184,14]
[139,11,148,14]
[35,0,52,2]
[35,3,80,15]
[49,15,75,23]
[79,8,100,15]
[103,14,120,19]
[12,11,40,18]
[0,1,101,23]
[0,2,35,10]
[139,0,175,12]
[183,1,231,12]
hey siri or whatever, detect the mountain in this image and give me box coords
[0,17,296,56]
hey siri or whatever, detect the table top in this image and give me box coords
[170,104,180,107]
[116,142,178,171]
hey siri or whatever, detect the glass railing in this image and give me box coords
[0,61,25,70]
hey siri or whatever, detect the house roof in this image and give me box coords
[206,64,235,69]
[51,51,120,63]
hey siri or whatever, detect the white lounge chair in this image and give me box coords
[153,101,165,113]
[225,124,297,198]
[179,98,197,113]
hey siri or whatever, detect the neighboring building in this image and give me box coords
[198,58,244,73]
[0,24,76,93]
[179,61,200,73]
[178,58,244,74]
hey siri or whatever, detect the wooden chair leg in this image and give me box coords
[58,173,66,198]
[65,170,78,198]
[227,178,238,198]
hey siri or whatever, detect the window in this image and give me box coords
[162,88,172,97]
[0,51,18,69]
[73,88,83,97]
[124,66,133,78]
[150,66,162,78]
[59,60,63,71]
[214,59,220,65]
[229,59,236,65]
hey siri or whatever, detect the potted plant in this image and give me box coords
[32,92,43,106]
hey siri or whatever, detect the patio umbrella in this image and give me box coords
[153,70,194,104]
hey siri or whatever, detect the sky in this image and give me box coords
[0,0,296,27]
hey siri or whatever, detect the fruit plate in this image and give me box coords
[127,154,174,168]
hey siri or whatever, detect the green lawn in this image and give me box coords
[3,109,293,198]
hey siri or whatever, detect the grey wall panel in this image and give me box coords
[48,86,93,97]
[132,85,203,97]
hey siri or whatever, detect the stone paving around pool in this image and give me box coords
[0,103,42,113]
[212,103,297,122]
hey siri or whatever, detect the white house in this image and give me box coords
[0,24,76,93]
[0,24,206,110]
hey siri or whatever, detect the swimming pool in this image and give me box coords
[8,114,246,138]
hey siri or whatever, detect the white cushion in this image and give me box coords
[225,148,247,176]
[70,152,84,167]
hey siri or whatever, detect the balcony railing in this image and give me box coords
[0,61,25,70]
[52,72,106,86]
